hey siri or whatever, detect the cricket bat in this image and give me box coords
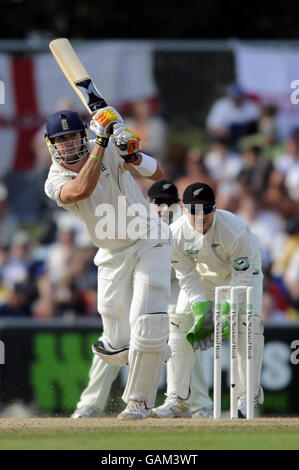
[49,38,108,114]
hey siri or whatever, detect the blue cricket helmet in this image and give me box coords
[45,110,89,164]
[46,110,86,139]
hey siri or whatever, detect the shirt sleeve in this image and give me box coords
[44,173,79,213]
[206,100,228,130]
[171,237,206,305]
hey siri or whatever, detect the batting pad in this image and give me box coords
[167,312,195,401]
[238,314,264,400]
[122,313,170,408]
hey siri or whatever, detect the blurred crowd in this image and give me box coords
[0,86,299,324]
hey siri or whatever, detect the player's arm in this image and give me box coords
[123,154,163,181]
[59,145,104,203]
[171,236,221,348]
[60,107,123,204]
[171,237,205,304]
[112,124,163,181]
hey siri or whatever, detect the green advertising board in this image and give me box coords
[31,332,99,413]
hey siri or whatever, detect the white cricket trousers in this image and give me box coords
[95,238,171,349]
[76,274,211,413]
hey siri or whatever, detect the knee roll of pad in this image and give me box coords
[130,313,170,353]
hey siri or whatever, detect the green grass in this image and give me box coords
[1,428,299,450]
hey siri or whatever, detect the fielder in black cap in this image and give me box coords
[182,182,216,234]
[147,180,181,225]
[148,179,180,206]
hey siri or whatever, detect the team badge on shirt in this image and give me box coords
[184,243,199,256]
[233,257,250,271]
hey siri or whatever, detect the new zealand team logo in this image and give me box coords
[184,243,199,256]
[233,257,250,271]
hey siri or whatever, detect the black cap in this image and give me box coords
[182,183,215,214]
[148,180,179,205]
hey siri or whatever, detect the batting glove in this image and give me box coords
[112,123,141,163]
[90,106,124,147]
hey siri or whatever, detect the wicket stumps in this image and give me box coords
[213,285,254,420]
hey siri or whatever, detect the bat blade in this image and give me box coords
[49,38,108,113]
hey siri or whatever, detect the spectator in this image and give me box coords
[258,105,280,153]
[164,141,188,180]
[46,219,76,284]
[236,194,285,269]
[0,183,19,246]
[272,219,299,283]
[0,242,28,290]
[283,247,299,309]
[274,128,299,201]
[263,169,298,219]
[32,273,55,319]
[0,272,10,305]
[206,84,260,148]
[0,283,32,318]
[237,145,273,197]
[262,289,289,324]
[204,136,243,210]
[174,148,216,199]
[125,98,167,160]
[10,231,35,275]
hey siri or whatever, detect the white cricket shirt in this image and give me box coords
[170,209,262,304]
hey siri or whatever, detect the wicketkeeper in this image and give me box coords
[44,107,171,420]
[152,182,264,419]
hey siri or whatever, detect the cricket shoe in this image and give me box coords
[237,396,259,419]
[71,405,100,419]
[118,400,152,420]
[238,387,264,418]
[151,395,192,418]
[192,407,213,418]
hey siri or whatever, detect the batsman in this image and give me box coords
[152,182,264,419]
[44,106,171,420]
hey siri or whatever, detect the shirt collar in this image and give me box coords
[52,158,78,177]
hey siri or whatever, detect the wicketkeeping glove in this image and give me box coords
[112,123,141,163]
[90,106,124,147]
[194,332,214,351]
[186,301,214,349]
[186,300,231,349]
[220,300,230,340]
